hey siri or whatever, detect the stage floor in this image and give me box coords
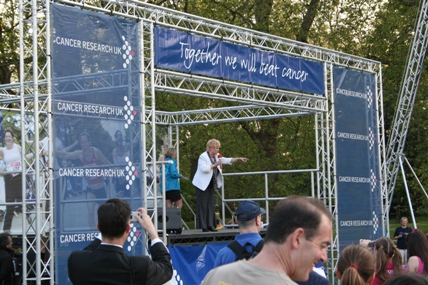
[163,228,267,246]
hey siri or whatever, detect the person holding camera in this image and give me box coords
[67,198,173,285]
[371,236,403,285]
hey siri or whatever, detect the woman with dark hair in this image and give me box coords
[336,244,375,285]
[1,129,23,232]
[371,237,403,285]
[407,229,428,275]
[0,233,14,285]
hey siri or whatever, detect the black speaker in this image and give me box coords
[149,208,182,234]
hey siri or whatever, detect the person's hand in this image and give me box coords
[134,208,158,239]
[359,239,372,247]
[240,157,249,162]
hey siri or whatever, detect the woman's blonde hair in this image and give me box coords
[400,217,408,223]
[164,148,176,158]
[206,139,220,151]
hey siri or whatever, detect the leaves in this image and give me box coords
[2,0,427,216]
[0,0,20,84]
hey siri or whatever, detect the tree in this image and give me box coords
[368,0,426,217]
[3,0,427,215]
[0,0,20,84]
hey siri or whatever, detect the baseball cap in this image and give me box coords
[236,201,266,221]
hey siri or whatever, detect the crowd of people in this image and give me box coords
[3,133,428,285]
[59,191,428,285]
[202,204,428,285]
[64,138,428,285]
[336,228,428,285]
[158,138,428,285]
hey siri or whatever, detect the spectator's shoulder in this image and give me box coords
[83,238,101,251]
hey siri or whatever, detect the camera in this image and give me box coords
[359,239,376,248]
[130,211,141,222]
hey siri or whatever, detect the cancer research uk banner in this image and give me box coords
[51,4,143,284]
[334,67,383,251]
[154,27,325,95]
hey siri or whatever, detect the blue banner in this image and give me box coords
[155,27,325,95]
[51,4,141,284]
[169,242,228,285]
[334,67,383,251]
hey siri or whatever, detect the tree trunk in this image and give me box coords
[254,0,273,32]
[296,0,320,43]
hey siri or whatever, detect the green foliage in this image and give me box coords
[367,0,418,127]
[371,0,427,215]
[389,215,428,238]
[150,0,428,219]
[0,0,20,84]
[2,0,428,218]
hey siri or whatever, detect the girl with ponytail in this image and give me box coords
[371,237,403,285]
[336,244,375,285]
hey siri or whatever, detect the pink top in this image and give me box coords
[371,261,395,285]
[416,256,425,275]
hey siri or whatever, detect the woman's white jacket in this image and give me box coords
[192,152,232,191]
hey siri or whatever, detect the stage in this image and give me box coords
[161,227,267,284]
[163,228,267,246]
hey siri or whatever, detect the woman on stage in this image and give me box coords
[192,139,248,232]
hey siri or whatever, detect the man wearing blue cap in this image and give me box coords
[214,200,266,267]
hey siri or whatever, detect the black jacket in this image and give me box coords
[68,238,172,285]
[0,248,14,285]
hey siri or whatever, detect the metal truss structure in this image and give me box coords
[0,0,384,283]
[385,0,428,231]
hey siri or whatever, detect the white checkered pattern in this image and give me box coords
[124,156,138,190]
[123,96,136,129]
[369,127,376,150]
[372,211,379,234]
[366,85,373,109]
[370,169,377,192]
[122,35,134,69]
[126,224,140,251]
